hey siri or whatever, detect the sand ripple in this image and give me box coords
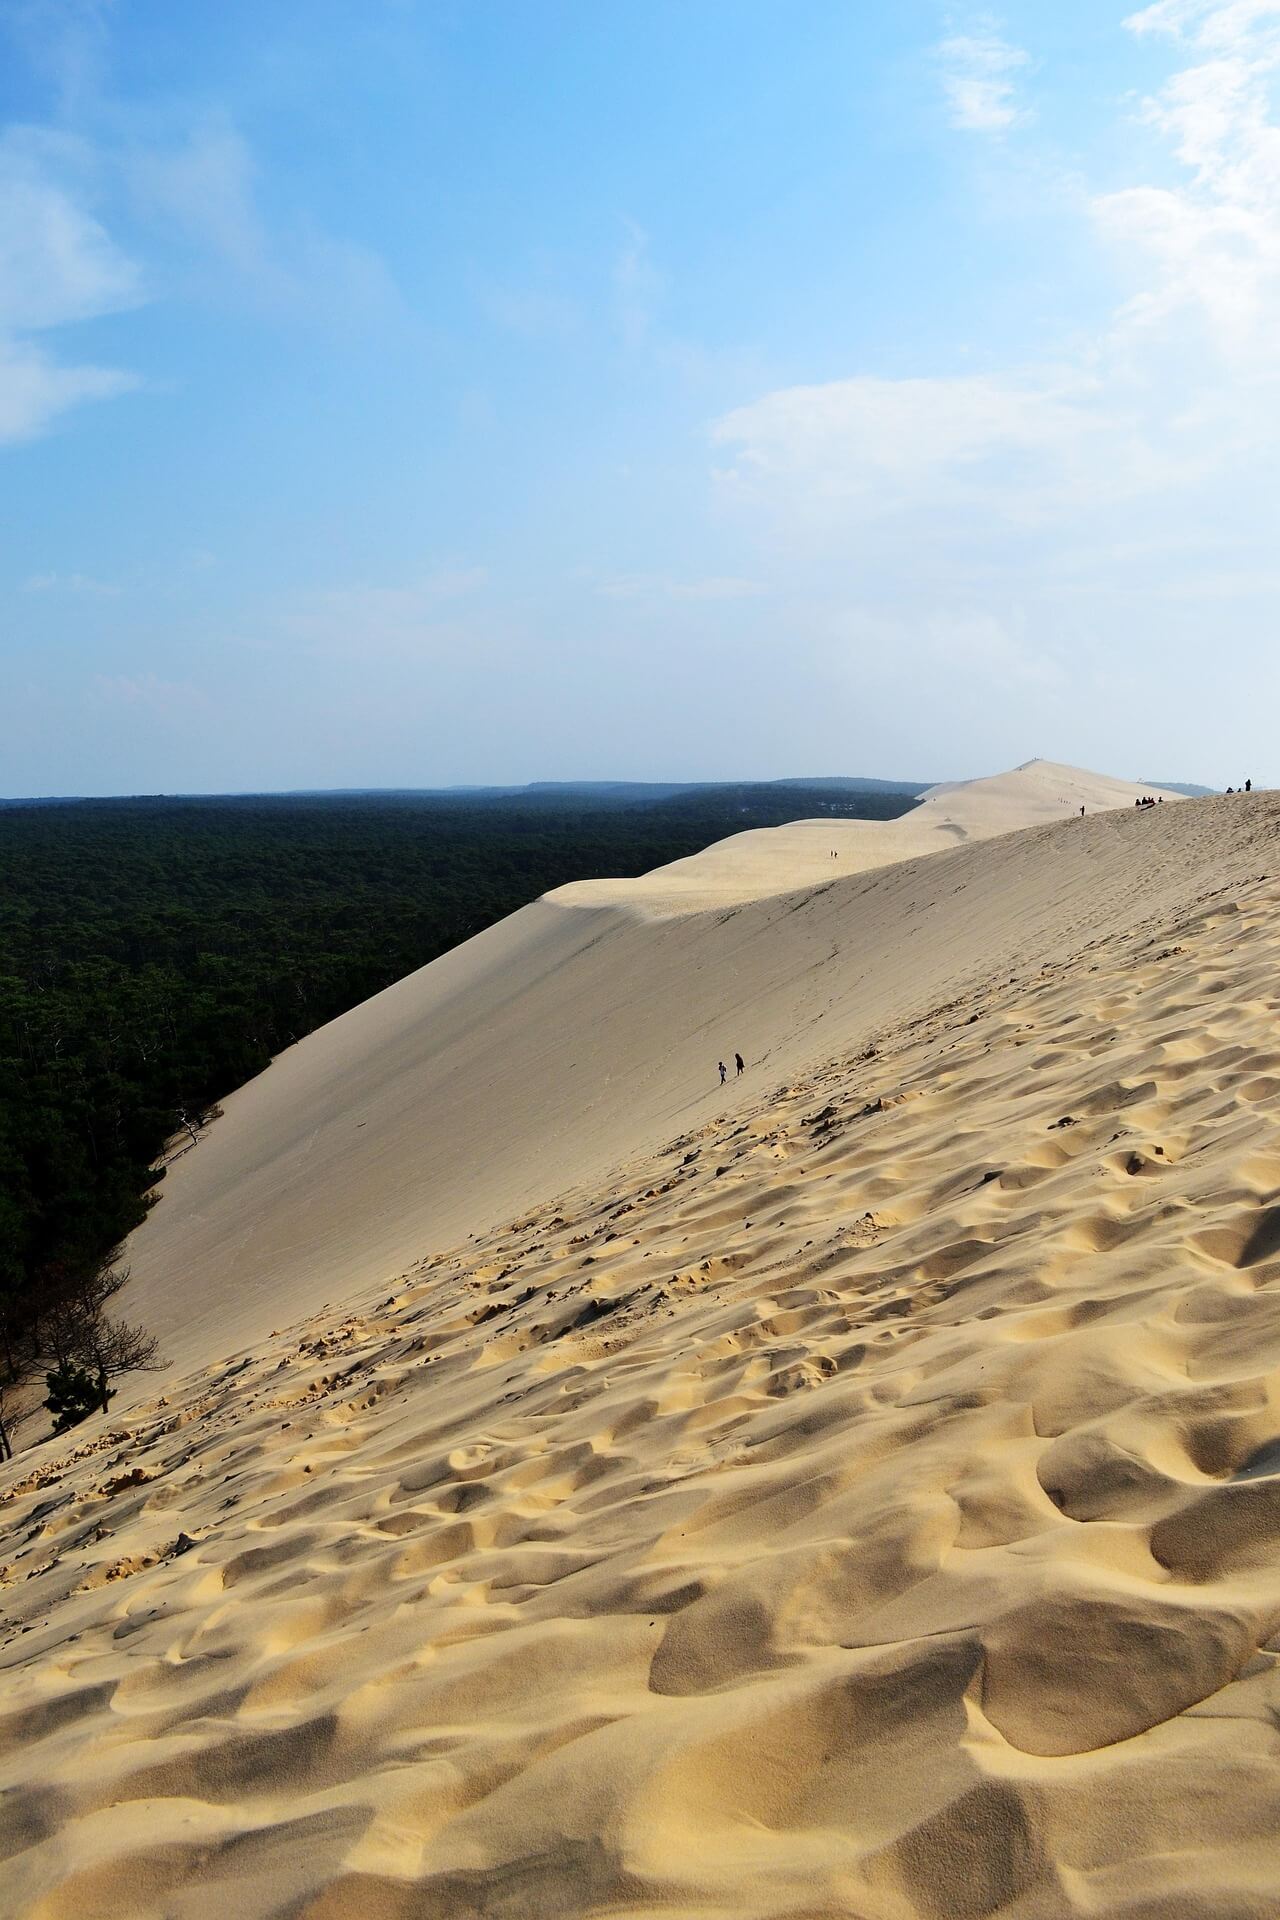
[6,826,1280,1914]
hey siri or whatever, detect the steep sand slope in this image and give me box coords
[3,788,1280,1917]
[119,763,1186,1383]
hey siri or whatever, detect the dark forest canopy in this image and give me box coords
[0,780,922,1353]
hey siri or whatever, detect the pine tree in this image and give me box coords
[44,1363,111,1433]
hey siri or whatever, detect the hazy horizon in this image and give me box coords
[5,776,926,801]
[0,763,1219,804]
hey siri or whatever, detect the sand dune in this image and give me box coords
[603,759,1186,904]
[7,770,1280,1917]
[116,761,1189,1384]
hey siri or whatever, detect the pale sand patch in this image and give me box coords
[2,775,1279,1914]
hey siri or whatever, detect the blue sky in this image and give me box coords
[2,0,1276,793]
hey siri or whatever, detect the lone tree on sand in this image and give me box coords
[40,1264,160,1430]
[0,1259,161,1457]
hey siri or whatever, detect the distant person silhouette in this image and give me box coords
[718,1060,727,1085]
[1080,805,1085,817]
[1246,778,1253,792]
[735,1052,745,1076]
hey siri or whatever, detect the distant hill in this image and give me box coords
[1141,780,1217,798]
[388,777,934,807]
[771,776,931,795]
[2,776,931,808]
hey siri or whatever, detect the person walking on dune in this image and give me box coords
[718,1060,727,1085]
[735,1051,745,1076]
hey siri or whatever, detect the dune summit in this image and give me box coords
[8,765,1280,1917]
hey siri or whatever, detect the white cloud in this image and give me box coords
[1125,2,1280,47]
[0,133,140,330]
[0,130,141,442]
[698,3,1280,768]
[0,27,400,449]
[0,335,137,442]
[1093,2,1280,352]
[715,373,1074,485]
[714,2,1280,540]
[711,370,1178,524]
[936,22,1031,132]
[0,81,400,444]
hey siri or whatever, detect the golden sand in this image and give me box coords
[4,774,1280,1916]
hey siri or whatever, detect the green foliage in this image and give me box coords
[0,785,919,1325]
[44,1362,109,1433]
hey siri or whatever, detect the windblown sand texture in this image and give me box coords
[7,769,1280,1916]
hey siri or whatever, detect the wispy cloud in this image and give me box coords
[714,2,1280,536]
[824,606,1066,693]
[703,2,1280,747]
[1094,1,1280,352]
[274,572,490,661]
[479,280,580,340]
[126,119,402,332]
[591,571,766,603]
[936,20,1031,132]
[1124,1,1280,46]
[613,218,663,351]
[1,4,404,455]
[711,369,1177,525]
[3,0,114,119]
[91,672,209,718]
[0,334,137,442]
[0,129,141,442]
[23,568,119,594]
[0,130,140,330]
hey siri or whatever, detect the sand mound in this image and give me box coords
[115,762,1192,1384]
[3,779,1280,1916]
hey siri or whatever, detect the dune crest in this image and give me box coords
[560,758,1186,908]
[4,783,1280,1914]
[115,763,1192,1382]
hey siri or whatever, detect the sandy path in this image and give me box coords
[4,788,1280,1916]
